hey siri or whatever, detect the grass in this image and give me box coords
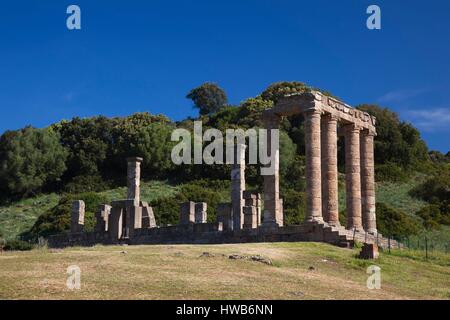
[0,242,449,300]
[0,194,60,240]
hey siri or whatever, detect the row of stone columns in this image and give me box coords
[307,111,377,233]
[263,109,377,234]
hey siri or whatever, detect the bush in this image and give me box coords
[27,192,107,238]
[282,189,306,225]
[375,163,408,182]
[376,202,421,238]
[4,239,34,251]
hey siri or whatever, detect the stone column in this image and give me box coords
[231,143,246,230]
[180,201,195,224]
[217,203,233,231]
[344,124,363,231]
[127,157,143,205]
[71,200,85,233]
[321,114,339,226]
[262,114,282,228]
[95,204,111,232]
[195,202,208,223]
[361,129,377,233]
[304,109,323,223]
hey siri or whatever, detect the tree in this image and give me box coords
[186,83,228,115]
[0,127,67,197]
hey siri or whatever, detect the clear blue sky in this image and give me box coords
[0,0,449,152]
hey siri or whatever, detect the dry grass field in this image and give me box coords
[0,242,449,300]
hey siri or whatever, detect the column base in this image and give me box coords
[305,216,324,224]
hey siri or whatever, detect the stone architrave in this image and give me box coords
[71,200,85,233]
[95,204,111,232]
[321,114,339,226]
[195,202,207,223]
[361,130,377,234]
[127,157,143,206]
[304,108,323,223]
[344,124,363,231]
[231,143,246,230]
[180,201,195,224]
[217,203,233,231]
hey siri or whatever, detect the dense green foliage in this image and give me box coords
[0,127,67,198]
[186,83,228,115]
[376,202,421,238]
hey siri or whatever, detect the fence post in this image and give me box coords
[388,235,391,254]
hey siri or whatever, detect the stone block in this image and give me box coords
[217,203,233,231]
[142,205,156,228]
[195,202,207,223]
[180,201,195,224]
[359,243,379,259]
[71,200,85,233]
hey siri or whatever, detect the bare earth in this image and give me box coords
[0,242,449,300]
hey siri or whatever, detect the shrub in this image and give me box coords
[375,163,408,182]
[4,239,34,251]
[27,192,107,238]
[282,189,306,225]
[376,202,421,238]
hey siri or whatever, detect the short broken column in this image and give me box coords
[195,202,207,223]
[180,201,195,224]
[231,143,246,230]
[71,200,85,233]
[127,157,143,205]
[243,191,261,229]
[217,203,233,231]
[95,204,111,232]
[140,201,156,228]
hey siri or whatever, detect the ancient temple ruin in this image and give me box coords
[48,90,399,249]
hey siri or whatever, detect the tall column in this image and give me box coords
[321,114,339,226]
[304,109,323,223]
[231,143,246,230]
[344,124,363,231]
[262,114,282,228]
[127,157,143,205]
[361,129,377,233]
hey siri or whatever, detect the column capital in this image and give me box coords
[341,123,363,134]
[321,113,339,122]
[126,157,143,164]
[360,128,377,137]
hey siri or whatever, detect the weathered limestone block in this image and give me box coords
[71,200,85,233]
[243,206,258,229]
[344,124,363,231]
[180,201,195,224]
[127,157,143,206]
[108,205,123,240]
[95,204,111,232]
[321,114,339,226]
[231,143,246,230]
[304,109,323,223]
[125,205,143,238]
[217,203,233,231]
[360,130,377,234]
[140,201,156,228]
[195,202,207,223]
[359,243,379,259]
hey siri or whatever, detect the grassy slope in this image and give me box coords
[0,242,448,300]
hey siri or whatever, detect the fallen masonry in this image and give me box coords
[47,91,402,251]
